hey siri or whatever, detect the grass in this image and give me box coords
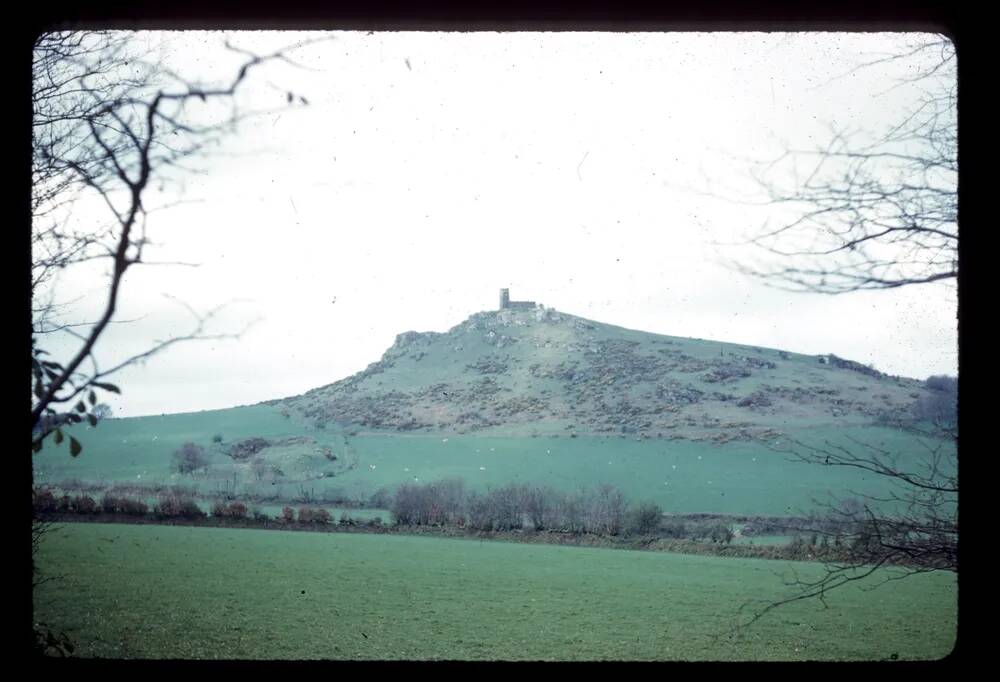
[35,405,952,517]
[34,522,956,660]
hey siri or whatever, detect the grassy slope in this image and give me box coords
[320,428,946,516]
[34,407,947,516]
[34,523,957,661]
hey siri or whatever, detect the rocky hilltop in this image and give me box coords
[278,307,931,442]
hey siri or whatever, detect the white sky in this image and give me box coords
[37,31,958,418]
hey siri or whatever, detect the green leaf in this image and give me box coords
[54,428,63,444]
[88,390,97,406]
[87,414,97,427]
[34,382,45,399]
[91,382,121,394]
[42,361,64,370]
[69,437,82,457]
[75,401,87,413]
[32,439,43,454]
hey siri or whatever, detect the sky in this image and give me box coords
[35,31,958,418]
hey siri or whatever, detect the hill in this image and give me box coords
[278,305,928,442]
[34,304,952,516]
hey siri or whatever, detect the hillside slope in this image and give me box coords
[278,306,927,443]
[36,305,950,515]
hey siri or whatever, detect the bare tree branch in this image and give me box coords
[31,31,322,452]
[734,38,956,294]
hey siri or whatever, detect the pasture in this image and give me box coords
[34,523,956,660]
[32,405,952,517]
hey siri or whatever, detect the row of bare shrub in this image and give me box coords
[389,479,667,537]
[33,488,203,519]
[33,489,101,514]
[100,494,149,515]
[152,492,205,519]
[211,500,248,519]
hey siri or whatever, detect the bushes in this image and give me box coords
[368,487,393,509]
[465,484,524,531]
[708,523,735,544]
[172,442,209,475]
[297,507,332,524]
[626,502,663,536]
[100,494,149,516]
[391,479,635,535]
[588,484,627,536]
[154,492,205,519]
[211,500,248,520]
[228,437,271,461]
[59,494,99,514]
[925,375,958,393]
[392,478,466,527]
[39,493,99,515]
[33,488,58,513]
[281,506,296,523]
[914,375,957,422]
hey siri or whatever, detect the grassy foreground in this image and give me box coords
[34,523,955,660]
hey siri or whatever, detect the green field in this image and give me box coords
[34,523,956,660]
[33,405,952,517]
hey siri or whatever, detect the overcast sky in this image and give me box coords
[38,31,958,418]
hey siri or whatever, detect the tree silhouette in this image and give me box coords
[733,36,958,632]
[31,31,321,454]
[740,37,956,294]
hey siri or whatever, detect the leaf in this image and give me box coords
[88,390,97,406]
[69,437,82,457]
[32,439,43,454]
[75,401,87,413]
[42,361,64,370]
[66,413,82,423]
[87,414,97,427]
[34,382,45,399]
[91,382,121,394]
[54,428,63,445]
